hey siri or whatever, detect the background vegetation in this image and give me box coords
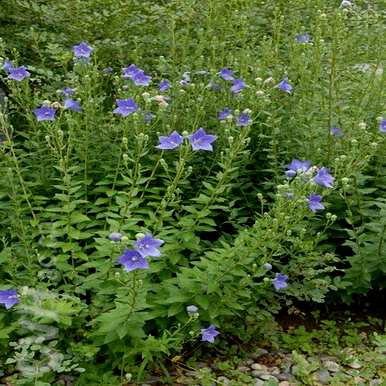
[0,0,385,384]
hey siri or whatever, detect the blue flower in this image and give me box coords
[379,119,386,133]
[295,33,311,43]
[308,194,325,212]
[314,167,334,188]
[118,249,149,272]
[131,70,152,86]
[159,79,170,92]
[61,87,74,97]
[218,108,232,120]
[219,68,235,81]
[278,77,292,93]
[236,112,252,127]
[113,98,138,117]
[122,64,139,79]
[156,131,184,150]
[3,60,14,72]
[0,289,19,309]
[209,82,221,92]
[230,79,246,94]
[64,99,82,112]
[331,127,343,137]
[33,106,56,121]
[272,273,288,290]
[72,42,93,58]
[179,72,191,86]
[8,66,30,81]
[285,159,312,177]
[144,112,154,124]
[133,234,164,258]
[201,325,219,343]
[188,128,217,151]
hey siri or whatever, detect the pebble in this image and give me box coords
[251,363,268,371]
[323,360,341,372]
[370,379,382,386]
[251,370,266,378]
[279,382,290,386]
[244,358,254,365]
[259,374,278,381]
[250,349,269,359]
[315,370,330,385]
[254,380,265,386]
[270,366,280,374]
[217,376,230,385]
[175,376,193,384]
[348,360,362,369]
[277,373,291,381]
[319,354,338,361]
[237,365,250,372]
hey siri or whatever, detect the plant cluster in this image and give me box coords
[0,0,385,384]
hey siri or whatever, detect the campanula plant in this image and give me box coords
[0,1,385,384]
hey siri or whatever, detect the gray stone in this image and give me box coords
[252,370,266,378]
[316,370,330,385]
[245,358,254,365]
[250,349,269,359]
[237,365,250,372]
[251,363,268,371]
[348,360,362,369]
[279,382,290,386]
[276,373,291,381]
[259,374,278,381]
[319,354,337,361]
[370,379,383,386]
[323,360,340,372]
[254,380,265,386]
[217,376,231,385]
[270,366,280,375]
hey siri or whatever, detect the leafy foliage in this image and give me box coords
[0,0,385,383]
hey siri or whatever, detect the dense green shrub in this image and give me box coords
[0,0,385,384]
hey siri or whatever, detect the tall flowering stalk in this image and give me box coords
[153,139,191,232]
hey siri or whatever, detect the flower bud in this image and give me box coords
[342,177,350,184]
[263,263,272,271]
[109,232,123,242]
[186,305,198,314]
